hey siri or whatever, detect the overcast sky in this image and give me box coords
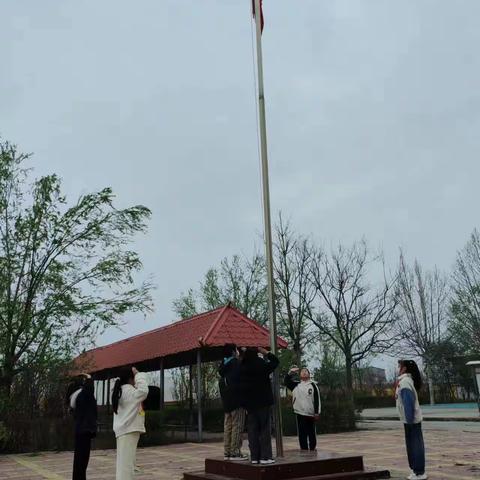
[2,1,480,355]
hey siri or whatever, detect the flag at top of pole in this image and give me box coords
[252,0,264,32]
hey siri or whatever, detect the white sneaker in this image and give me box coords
[410,474,428,480]
[251,460,259,465]
[407,470,415,480]
[224,456,230,460]
[260,459,276,465]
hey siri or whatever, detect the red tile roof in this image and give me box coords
[74,305,288,374]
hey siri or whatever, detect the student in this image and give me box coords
[67,373,97,480]
[112,366,149,480]
[240,346,279,465]
[284,366,320,452]
[218,343,247,461]
[396,360,427,480]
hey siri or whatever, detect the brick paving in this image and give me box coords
[1,428,479,480]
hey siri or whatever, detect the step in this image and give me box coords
[184,469,391,480]
[205,453,364,480]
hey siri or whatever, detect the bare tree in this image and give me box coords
[450,229,480,354]
[274,217,316,366]
[307,240,398,404]
[394,253,449,404]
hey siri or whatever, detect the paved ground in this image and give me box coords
[1,423,479,480]
[362,403,479,421]
[359,419,480,433]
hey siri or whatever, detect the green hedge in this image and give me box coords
[353,394,395,411]
[1,396,357,453]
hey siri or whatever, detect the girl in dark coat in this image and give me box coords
[67,373,98,480]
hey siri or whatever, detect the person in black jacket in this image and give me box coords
[240,346,279,465]
[218,344,247,461]
[67,373,98,480]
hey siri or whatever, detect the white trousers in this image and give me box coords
[116,432,140,480]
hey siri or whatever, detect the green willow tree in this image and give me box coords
[173,254,268,324]
[0,141,153,398]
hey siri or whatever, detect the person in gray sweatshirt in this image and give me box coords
[284,366,321,452]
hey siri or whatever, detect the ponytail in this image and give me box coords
[112,379,123,414]
[111,367,134,414]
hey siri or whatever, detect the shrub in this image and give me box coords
[281,392,356,435]
[0,421,10,451]
[353,393,395,411]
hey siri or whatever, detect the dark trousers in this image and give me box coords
[247,407,273,461]
[404,423,425,475]
[296,414,317,451]
[72,432,92,480]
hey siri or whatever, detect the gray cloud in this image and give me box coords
[2,0,480,349]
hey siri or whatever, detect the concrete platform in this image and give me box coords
[184,451,390,480]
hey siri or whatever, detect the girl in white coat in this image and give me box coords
[396,360,427,480]
[112,366,149,480]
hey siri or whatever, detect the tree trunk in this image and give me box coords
[294,342,302,367]
[345,357,355,406]
[428,376,435,405]
[425,364,435,405]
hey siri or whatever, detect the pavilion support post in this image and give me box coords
[189,364,194,425]
[107,377,111,414]
[102,380,106,407]
[197,349,203,443]
[159,358,165,410]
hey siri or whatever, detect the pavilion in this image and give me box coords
[74,304,288,440]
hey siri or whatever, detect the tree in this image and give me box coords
[171,254,268,406]
[314,343,346,390]
[173,253,267,324]
[394,253,449,404]
[0,140,153,400]
[307,240,398,404]
[450,229,480,354]
[274,217,316,366]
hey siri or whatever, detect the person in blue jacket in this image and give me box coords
[396,360,427,480]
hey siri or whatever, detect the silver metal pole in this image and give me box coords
[197,349,203,442]
[253,0,283,457]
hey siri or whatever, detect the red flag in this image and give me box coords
[252,0,264,33]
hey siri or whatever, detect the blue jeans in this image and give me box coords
[404,423,425,475]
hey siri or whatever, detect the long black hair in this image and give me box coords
[65,376,84,407]
[242,347,259,364]
[399,359,423,391]
[112,367,134,414]
[223,343,237,358]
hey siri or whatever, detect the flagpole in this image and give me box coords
[253,0,284,457]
